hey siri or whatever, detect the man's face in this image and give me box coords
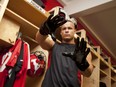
[60,21,76,42]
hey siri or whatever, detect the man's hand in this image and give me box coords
[62,37,90,71]
[40,14,66,35]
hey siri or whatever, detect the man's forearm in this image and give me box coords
[35,31,55,51]
[81,63,94,77]
[36,31,48,44]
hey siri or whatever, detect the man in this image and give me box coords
[36,14,94,87]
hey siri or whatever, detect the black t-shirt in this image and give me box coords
[42,43,80,87]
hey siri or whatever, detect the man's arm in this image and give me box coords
[35,14,66,51]
[62,37,94,77]
[80,52,94,77]
[35,31,55,51]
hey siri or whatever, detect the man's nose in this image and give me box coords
[65,28,69,32]
[65,29,69,33]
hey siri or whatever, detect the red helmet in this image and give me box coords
[27,51,46,77]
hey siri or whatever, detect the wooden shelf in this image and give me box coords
[100,61,110,77]
[21,35,39,50]
[0,15,20,46]
[111,77,116,82]
[111,77,116,87]
[5,8,39,39]
[7,0,49,27]
[100,69,108,78]
[100,56,109,69]
[0,0,9,22]
[88,44,99,59]
[76,29,86,39]
[92,46,101,54]
[111,69,116,80]
[111,66,116,74]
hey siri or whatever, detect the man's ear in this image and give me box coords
[75,28,77,31]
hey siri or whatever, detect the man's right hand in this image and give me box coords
[62,37,90,71]
[40,14,66,35]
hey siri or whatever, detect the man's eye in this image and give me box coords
[62,28,66,30]
[68,27,72,29]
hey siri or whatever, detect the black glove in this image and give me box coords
[62,37,90,71]
[40,14,66,36]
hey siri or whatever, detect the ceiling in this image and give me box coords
[57,0,116,64]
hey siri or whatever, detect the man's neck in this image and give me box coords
[62,40,75,44]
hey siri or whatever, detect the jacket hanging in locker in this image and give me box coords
[13,42,30,87]
[4,41,24,87]
[0,39,30,87]
[0,39,22,87]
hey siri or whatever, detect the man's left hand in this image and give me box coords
[62,37,90,71]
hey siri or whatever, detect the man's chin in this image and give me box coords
[63,38,72,42]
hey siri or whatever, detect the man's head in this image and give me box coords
[60,20,77,43]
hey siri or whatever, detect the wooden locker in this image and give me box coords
[0,15,20,47]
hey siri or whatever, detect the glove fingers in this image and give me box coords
[75,37,80,51]
[51,16,66,32]
[85,48,90,57]
[52,15,66,28]
[80,38,84,50]
[51,15,60,22]
[56,20,67,28]
[53,18,62,26]
[55,15,64,22]
[53,16,65,25]
[81,48,90,63]
[47,14,54,21]
[82,40,86,52]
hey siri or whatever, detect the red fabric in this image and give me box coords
[0,40,31,87]
[0,50,10,87]
[27,53,45,77]
[0,52,4,64]
[47,52,52,69]
[0,69,8,87]
[43,0,63,11]
[13,42,29,87]
[0,52,12,87]
[77,71,81,85]
[6,39,22,67]
[0,39,22,87]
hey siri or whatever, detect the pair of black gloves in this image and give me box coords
[39,14,90,71]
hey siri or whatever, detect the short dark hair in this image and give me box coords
[67,20,77,29]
